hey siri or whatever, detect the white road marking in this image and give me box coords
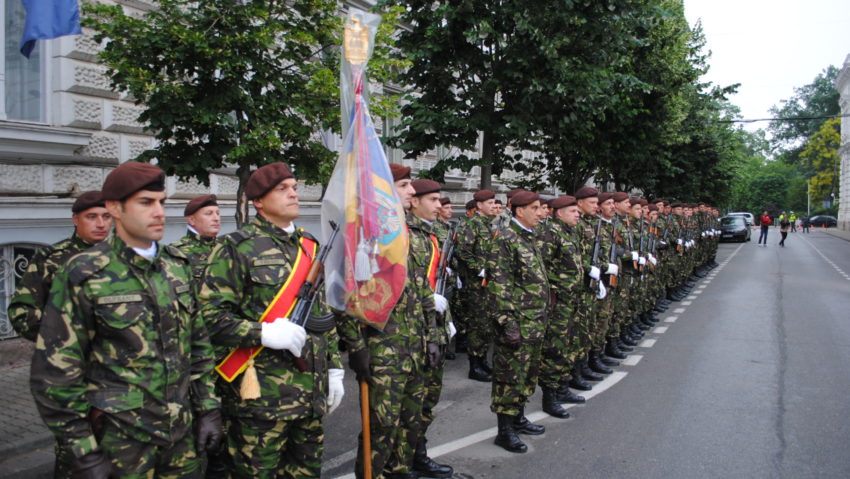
[798,236,849,281]
[673,308,686,313]
[622,355,643,366]
[639,339,657,348]
[653,326,668,334]
[697,285,707,289]
[687,295,697,300]
[664,316,678,323]
[693,290,703,295]
[681,301,692,305]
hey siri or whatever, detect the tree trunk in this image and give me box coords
[479,129,493,190]
[235,164,251,228]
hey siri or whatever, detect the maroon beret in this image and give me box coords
[671,202,684,208]
[411,179,441,197]
[511,190,540,207]
[389,163,411,181]
[598,192,614,204]
[439,197,451,206]
[495,199,504,205]
[550,195,577,210]
[648,204,659,212]
[246,163,294,200]
[629,198,643,206]
[506,188,523,199]
[184,194,218,216]
[473,190,496,202]
[651,198,666,205]
[102,162,165,201]
[574,187,598,199]
[640,199,648,206]
[72,190,105,213]
[465,199,477,210]
[613,192,630,202]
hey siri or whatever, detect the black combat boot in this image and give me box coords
[495,414,527,453]
[468,357,492,382]
[542,388,571,418]
[514,408,545,435]
[454,333,467,353]
[579,358,604,381]
[666,288,680,301]
[481,358,493,374]
[620,332,639,346]
[557,382,586,403]
[413,438,453,478]
[617,338,634,351]
[569,368,593,390]
[636,317,651,330]
[605,340,627,359]
[588,350,613,375]
[640,313,654,327]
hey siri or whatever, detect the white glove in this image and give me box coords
[659,240,667,247]
[446,267,453,276]
[261,318,306,357]
[649,255,657,266]
[478,268,486,278]
[433,293,448,313]
[457,277,463,289]
[631,251,639,261]
[639,256,647,266]
[677,238,683,245]
[596,281,607,299]
[605,263,619,276]
[327,368,345,414]
[448,321,457,339]
[701,232,706,237]
[589,266,601,281]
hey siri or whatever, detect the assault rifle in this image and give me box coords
[589,218,603,289]
[289,221,341,372]
[607,217,620,288]
[637,218,646,273]
[435,222,458,297]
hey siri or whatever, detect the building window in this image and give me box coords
[2,0,43,122]
[0,243,41,339]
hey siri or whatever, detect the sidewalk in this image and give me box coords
[821,226,850,242]
[0,339,53,478]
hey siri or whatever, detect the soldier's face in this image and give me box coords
[106,190,167,249]
[557,205,581,227]
[664,206,672,215]
[254,179,300,228]
[466,208,475,218]
[615,199,630,215]
[600,199,615,218]
[537,204,549,221]
[411,192,442,222]
[478,199,496,217]
[578,197,598,216]
[649,211,659,222]
[515,201,541,229]
[642,205,649,217]
[394,179,415,209]
[187,205,221,238]
[440,203,453,220]
[630,204,643,219]
[72,207,112,244]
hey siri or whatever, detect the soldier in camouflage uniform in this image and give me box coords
[9,191,110,342]
[30,162,222,479]
[488,190,551,453]
[171,194,221,283]
[9,190,111,477]
[198,163,344,479]
[454,189,498,382]
[609,192,640,351]
[338,164,442,479]
[594,193,623,371]
[537,195,586,418]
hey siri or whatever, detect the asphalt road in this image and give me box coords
[321,229,850,479]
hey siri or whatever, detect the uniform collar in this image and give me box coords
[184,228,216,243]
[253,214,298,242]
[110,234,160,270]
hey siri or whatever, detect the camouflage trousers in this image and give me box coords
[226,409,323,479]
[355,349,426,479]
[463,284,494,360]
[53,439,73,479]
[608,276,631,339]
[95,416,202,479]
[539,299,580,390]
[421,345,447,431]
[573,292,594,354]
[490,340,544,416]
[590,293,613,350]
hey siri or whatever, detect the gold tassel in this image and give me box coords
[240,358,261,400]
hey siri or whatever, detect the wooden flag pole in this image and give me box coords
[360,380,372,479]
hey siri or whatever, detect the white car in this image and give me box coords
[727,212,754,226]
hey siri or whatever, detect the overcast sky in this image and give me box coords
[684,0,850,131]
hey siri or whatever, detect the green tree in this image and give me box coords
[84,0,406,226]
[800,117,841,206]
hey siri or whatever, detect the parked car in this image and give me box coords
[720,216,751,242]
[727,211,755,226]
[809,215,837,227]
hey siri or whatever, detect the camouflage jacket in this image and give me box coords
[198,214,342,419]
[454,213,494,281]
[491,209,512,232]
[30,235,220,459]
[537,220,584,294]
[8,232,93,341]
[488,219,550,342]
[577,214,612,288]
[170,229,217,283]
[339,213,439,355]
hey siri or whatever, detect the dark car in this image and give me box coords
[809,215,837,227]
[720,216,751,242]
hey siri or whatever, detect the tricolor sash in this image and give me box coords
[427,234,440,291]
[215,236,319,382]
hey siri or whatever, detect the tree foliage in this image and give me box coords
[800,117,841,205]
[768,66,840,154]
[83,0,407,225]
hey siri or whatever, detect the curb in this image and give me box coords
[0,434,52,462]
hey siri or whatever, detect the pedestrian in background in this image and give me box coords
[802,215,811,233]
[779,216,790,247]
[758,210,772,246]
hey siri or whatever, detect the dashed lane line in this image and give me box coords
[681,301,692,306]
[638,339,657,348]
[653,326,669,334]
[798,235,850,282]
[673,308,686,314]
[622,355,643,366]
[664,316,678,323]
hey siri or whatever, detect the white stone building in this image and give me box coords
[836,53,850,231]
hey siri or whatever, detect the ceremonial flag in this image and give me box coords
[19,0,82,58]
[321,10,407,330]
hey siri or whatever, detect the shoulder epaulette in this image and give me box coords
[66,242,111,285]
[222,229,253,245]
[162,244,189,262]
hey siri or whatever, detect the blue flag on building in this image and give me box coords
[19,0,82,58]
